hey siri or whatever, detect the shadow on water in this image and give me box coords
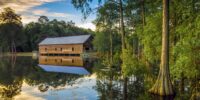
[0,56,199,99]
[150,94,175,100]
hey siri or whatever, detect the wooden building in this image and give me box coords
[38,35,92,55]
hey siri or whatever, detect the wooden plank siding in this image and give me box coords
[38,35,93,55]
[39,56,84,66]
[39,44,84,55]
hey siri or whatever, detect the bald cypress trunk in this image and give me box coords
[123,77,128,100]
[139,0,145,60]
[119,0,126,51]
[110,31,113,65]
[149,0,174,96]
[141,0,145,28]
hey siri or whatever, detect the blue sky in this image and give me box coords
[0,0,97,30]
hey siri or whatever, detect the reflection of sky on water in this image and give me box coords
[14,74,97,100]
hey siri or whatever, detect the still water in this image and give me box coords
[0,56,198,100]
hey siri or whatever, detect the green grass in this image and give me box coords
[3,52,35,56]
[81,52,98,58]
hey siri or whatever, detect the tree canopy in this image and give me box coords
[0,7,94,52]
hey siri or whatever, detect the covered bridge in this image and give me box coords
[38,35,93,55]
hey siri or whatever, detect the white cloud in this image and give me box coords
[0,0,66,24]
[14,82,46,100]
[14,92,45,100]
[21,15,39,24]
[77,22,96,31]
[0,0,96,30]
[0,0,60,13]
[32,9,72,18]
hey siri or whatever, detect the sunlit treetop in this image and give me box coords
[0,7,22,25]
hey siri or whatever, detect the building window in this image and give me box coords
[85,47,89,51]
[61,48,62,51]
[72,47,74,51]
[55,48,57,51]
[45,48,47,52]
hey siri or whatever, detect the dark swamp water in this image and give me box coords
[0,56,199,100]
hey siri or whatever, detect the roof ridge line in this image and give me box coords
[47,34,91,39]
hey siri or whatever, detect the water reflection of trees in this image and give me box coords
[0,56,23,98]
[24,69,81,92]
[0,56,83,98]
[93,60,150,100]
[0,56,199,99]
[94,59,200,100]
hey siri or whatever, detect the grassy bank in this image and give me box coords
[1,52,98,58]
[3,52,35,56]
[81,52,98,58]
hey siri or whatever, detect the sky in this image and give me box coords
[0,0,97,30]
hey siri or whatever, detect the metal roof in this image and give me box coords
[38,64,90,75]
[39,35,91,45]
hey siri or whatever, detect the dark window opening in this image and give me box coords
[72,47,74,51]
[55,59,57,62]
[61,48,62,51]
[45,48,47,52]
[72,59,74,63]
[85,47,89,51]
[55,48,57,51]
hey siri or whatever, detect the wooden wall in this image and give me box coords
[83,37,93,51]
[39,44,83,54]
[39,56,83,66]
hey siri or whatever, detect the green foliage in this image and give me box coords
[171,15,200,79]
[22,18,93,51]
[0,8,22,24]
[92,32,110,53]
[0,8,93,52]
[112,51,121,67]
[0,7,23,52]
[71,0,200,83]
[122,48,145,77]
[136,12,162,64]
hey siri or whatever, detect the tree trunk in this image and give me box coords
[11,41,17,54]
[11,52,16,69]
[13,41,17,54]
[138,0,145,60]
[109,71,113,100]
[179,73,184,96]
[149,0,174,96]
[0,47,1,54]
[123,77,128,100]
[11,42,13,54]
[110,31,113,65]
[119,0,126,51]
[141,0,146,28]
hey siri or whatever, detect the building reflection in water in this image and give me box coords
[38,56,93,75]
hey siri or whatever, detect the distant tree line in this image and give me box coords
[0,7,93,52]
